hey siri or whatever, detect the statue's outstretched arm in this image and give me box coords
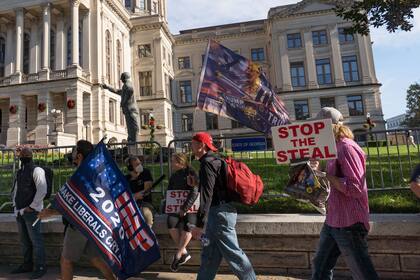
[101,83,119,94]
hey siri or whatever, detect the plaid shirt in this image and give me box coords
[325,137,370,231]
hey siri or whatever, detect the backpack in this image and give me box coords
[223,157,264,205]
[32,166,54,199]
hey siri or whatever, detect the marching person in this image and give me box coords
[187,132,256,280]
[11,147,47,279]
[166,153,199,271]
[410,164,420,198]
[38,140,115,280]
[125,155,154,227]
[311,107,378,280]
[406,130,417,148]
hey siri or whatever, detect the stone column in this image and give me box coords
[6,95,25,146]
[5,24,14,76]
[55,15,65,70]
[309,97,321,118]
[14,8,24,76]
[278,32,291,91]
[41,3,51,71]
[64,87,83,138]
[356,34,373,84]
[35,92,52,145]
[71,0,79,66]
[336,95,350,117]
[303,28,318,89]
[329,24,345,86]
[82,10,91,72]
[29,19,40,74]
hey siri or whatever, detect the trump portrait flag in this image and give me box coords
[197,40,290,133]
[53,142,160,279]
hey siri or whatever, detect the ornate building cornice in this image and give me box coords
[105,0,132,29]
[269,0,338,22]
[174,30,267,46]
[131,20,175,44]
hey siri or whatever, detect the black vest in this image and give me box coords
[15,162,36,210]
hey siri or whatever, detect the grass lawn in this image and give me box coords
[0,145,419,214]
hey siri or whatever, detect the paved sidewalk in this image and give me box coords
[0,265,303,280]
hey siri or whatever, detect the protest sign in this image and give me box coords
[271,119,337,164]
[165,190,200,214]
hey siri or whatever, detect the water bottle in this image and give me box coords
[187,223,210,247]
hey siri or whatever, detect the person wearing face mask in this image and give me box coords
[11,147,47,279]
[125,155,154,227]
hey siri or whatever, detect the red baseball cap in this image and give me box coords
[192,132,218,152]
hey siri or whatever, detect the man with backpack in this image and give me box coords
[11,147,47,279]
[187,132,256,280]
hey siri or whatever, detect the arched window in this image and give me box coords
[0,37,5,77]
[23,33,30,74]
[116,39,122,77]
[105,30,112,83]
[50,29,56,70]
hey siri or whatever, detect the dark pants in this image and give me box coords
[312,223,378,280]
[16,211,46,268]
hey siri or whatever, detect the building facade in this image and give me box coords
[0,0,385,147]
[386,114,406,130]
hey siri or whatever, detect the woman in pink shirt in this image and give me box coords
[311,107,378,280]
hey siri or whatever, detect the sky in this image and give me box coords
[167,0,420,120]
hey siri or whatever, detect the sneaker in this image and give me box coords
[30,266,47,279]
[170,255,180,272]
[178,253,191,266]
[11,264,33,274]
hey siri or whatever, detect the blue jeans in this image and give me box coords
[16,211,46,268]
[197,203,256,280]
[312,223,378,280]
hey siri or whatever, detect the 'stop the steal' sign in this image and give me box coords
[271,119,337,164]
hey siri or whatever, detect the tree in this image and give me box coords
[402,83,420,127]
[335,0,420,35]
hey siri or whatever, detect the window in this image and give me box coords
[109,99,115,123]
[139,71,152,96]
[66,26,82,67]
[316,58,332,85]
[120,109,125,126]
[124,0,131,8]
[0,37,5,77]
[182,114,193,132]
[251,48,265,61]
[139,0,145,10]
[179,80,192,103]
[206,113,218,130]
[290,62,305,87]
[231,120,244,129]
[342,55,359,82]
[178,56,190,69]
[138,44,152,58]
[320,97,335,108]
[347,95,364,116]
[338,28,354,43]
[140,110,151,126]
[23,33,30,74]
[105,31,112,83]
[116,40,122,77]
[50,30,56,70]
[287,33,302,49]
[294,100,310,120]
[167,108,172,130]
[312,30,328,46]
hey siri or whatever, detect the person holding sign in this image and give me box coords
[311,108,378,280]
[166,153,199,271]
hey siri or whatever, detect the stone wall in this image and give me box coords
[0,214,419,279]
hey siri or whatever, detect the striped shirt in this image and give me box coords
[325,137,370,231]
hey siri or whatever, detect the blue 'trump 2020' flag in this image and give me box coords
[197,40,290,134]
[53,142,160,279]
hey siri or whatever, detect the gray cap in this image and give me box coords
[315,107,344,125]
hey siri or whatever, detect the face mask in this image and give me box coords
[20,157,32,165]
[135,164,143,174]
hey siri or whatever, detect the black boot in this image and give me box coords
[30,265,47,279]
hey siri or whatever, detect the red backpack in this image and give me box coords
[223,157,264,205]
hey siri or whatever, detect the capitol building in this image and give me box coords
[0,0,384,147]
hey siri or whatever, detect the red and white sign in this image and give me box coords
[271,119,337,164]
[165,190,200,214]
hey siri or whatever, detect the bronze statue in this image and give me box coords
[101,72,139,143]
